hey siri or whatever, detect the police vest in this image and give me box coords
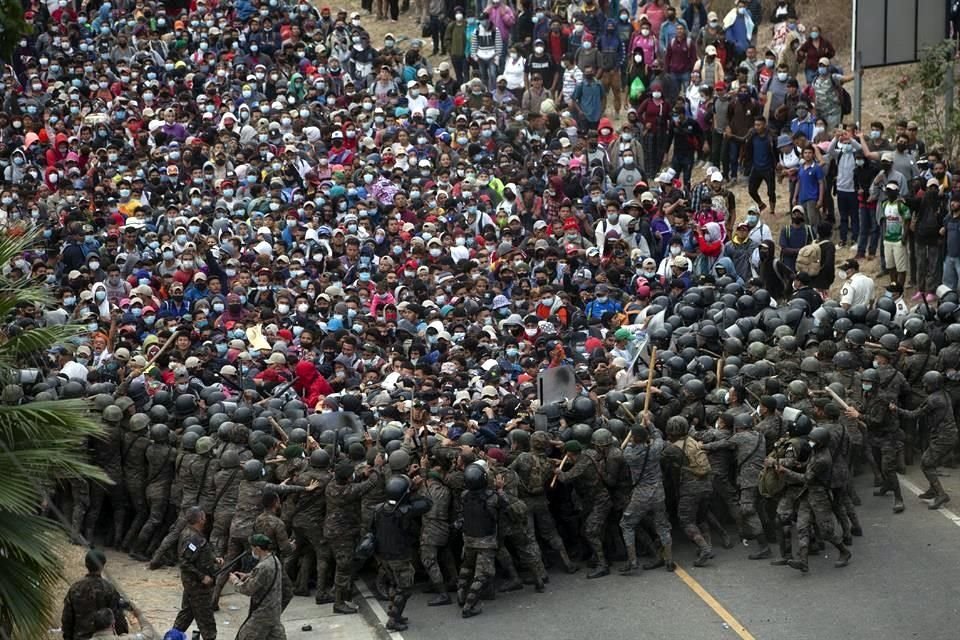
[461,490,497,538]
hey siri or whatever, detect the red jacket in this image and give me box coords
[293,361,333,407]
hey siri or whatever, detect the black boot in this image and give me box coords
[833,544,852,568]
[930,494,951,510]
[788,545,809,573]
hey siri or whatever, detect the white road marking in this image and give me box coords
[357,581,406,639]
[898,474,960,527]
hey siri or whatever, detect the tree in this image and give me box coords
[0,229,107,639]
[0,0,33,62]
[880,39,960,160]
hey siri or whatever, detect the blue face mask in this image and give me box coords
[131,307,143,317]
[216,343,228,354]
[233,329,245,339]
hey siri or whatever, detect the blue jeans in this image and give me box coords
[944,256,960,291]
[672,72,691,91]
[857,205,880,257]
[804,68,817,86]
[837,190,860,244]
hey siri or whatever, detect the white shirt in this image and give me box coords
[748,222,773,268]
[840,272,874,308]
[60,361,89,382]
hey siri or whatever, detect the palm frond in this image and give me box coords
[0,326,83,366]
[0,514,69,640]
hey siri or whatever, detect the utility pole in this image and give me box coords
[946,52,956,155]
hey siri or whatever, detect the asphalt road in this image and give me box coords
[396,470,960,640]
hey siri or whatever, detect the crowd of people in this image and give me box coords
[5,0,960,637]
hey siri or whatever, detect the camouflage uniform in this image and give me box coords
[62,573,129,639]
[696,427,741,529]
[767,435,808,562]
[324,473,379,607]
[132,440,175,557]
[212,478,306,608]
[172,526,218,640]
[253,510,295,610]
[900,389,958,500]
[210,466,242,557]
[704,428,766,545]
[151,450,211,565]
[509,448,575,570]
[458,487,506,615]
[663,436,714,561]
[620,429,671,569]
[418,476,457,592]
[373,491,434,626]
[120,429,151,551]
[781,446,847,568]
[287,467,334,599]
[824,419,861,540]
[554,449,612,571]
[235,553,286,640]
[84,422,127,545]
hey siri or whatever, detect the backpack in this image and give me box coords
[681,437,712,478]
[523,453,550,496]
[831,75,852,116]
[795,239,826,277]
[629,76,646,102]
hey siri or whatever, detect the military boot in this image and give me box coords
[692,535,713,567]
[333,589,359,614]
[917,487,937,499]
[642,544,665,571]
[586,550,609,579]
[892,482,905,513]
[662,543,675,572]
[619,543,639,575]
[497,563,523,592]
[930,493,951,510]
[788,545,809,573]
[428,585,452,606]
[461,593,482,618]
[748,538,771,560]
[559,548,579,574]
[833,543,852,568]
[770,528,790,566]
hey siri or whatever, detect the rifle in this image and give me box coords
[216,551,250,576]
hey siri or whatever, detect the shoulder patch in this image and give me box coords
[187,542,198,552]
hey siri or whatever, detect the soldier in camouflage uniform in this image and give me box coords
[695,413,741,543]
[702,413,771,559]
[252,491,295,611]
[509,431,577,573]
[62,549,129,640]
[131,424,175,561]
[901,337,937,463]
[662,416,715,567]
[172,507,219,640]
[552,439,612,578]
[232,534,286,640]
[765,416,811,566]
[486,447,545,592]
[119,413,152,552]
[458,462,507,618]
[150,433,211,568]
[895,371,958,510]
[85,404,127,547]
[325,457,384,614]
[210,450,243,558]
[373,474,434,631]
[418,462,457,604]
[619,421,672,574]
[778,428,852,573]
[212,459,314,611]
[849,360,908,513]
[774,335,802,380]
[815,401,862,542]
[592,427,633,564]
[288,448,335,604]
